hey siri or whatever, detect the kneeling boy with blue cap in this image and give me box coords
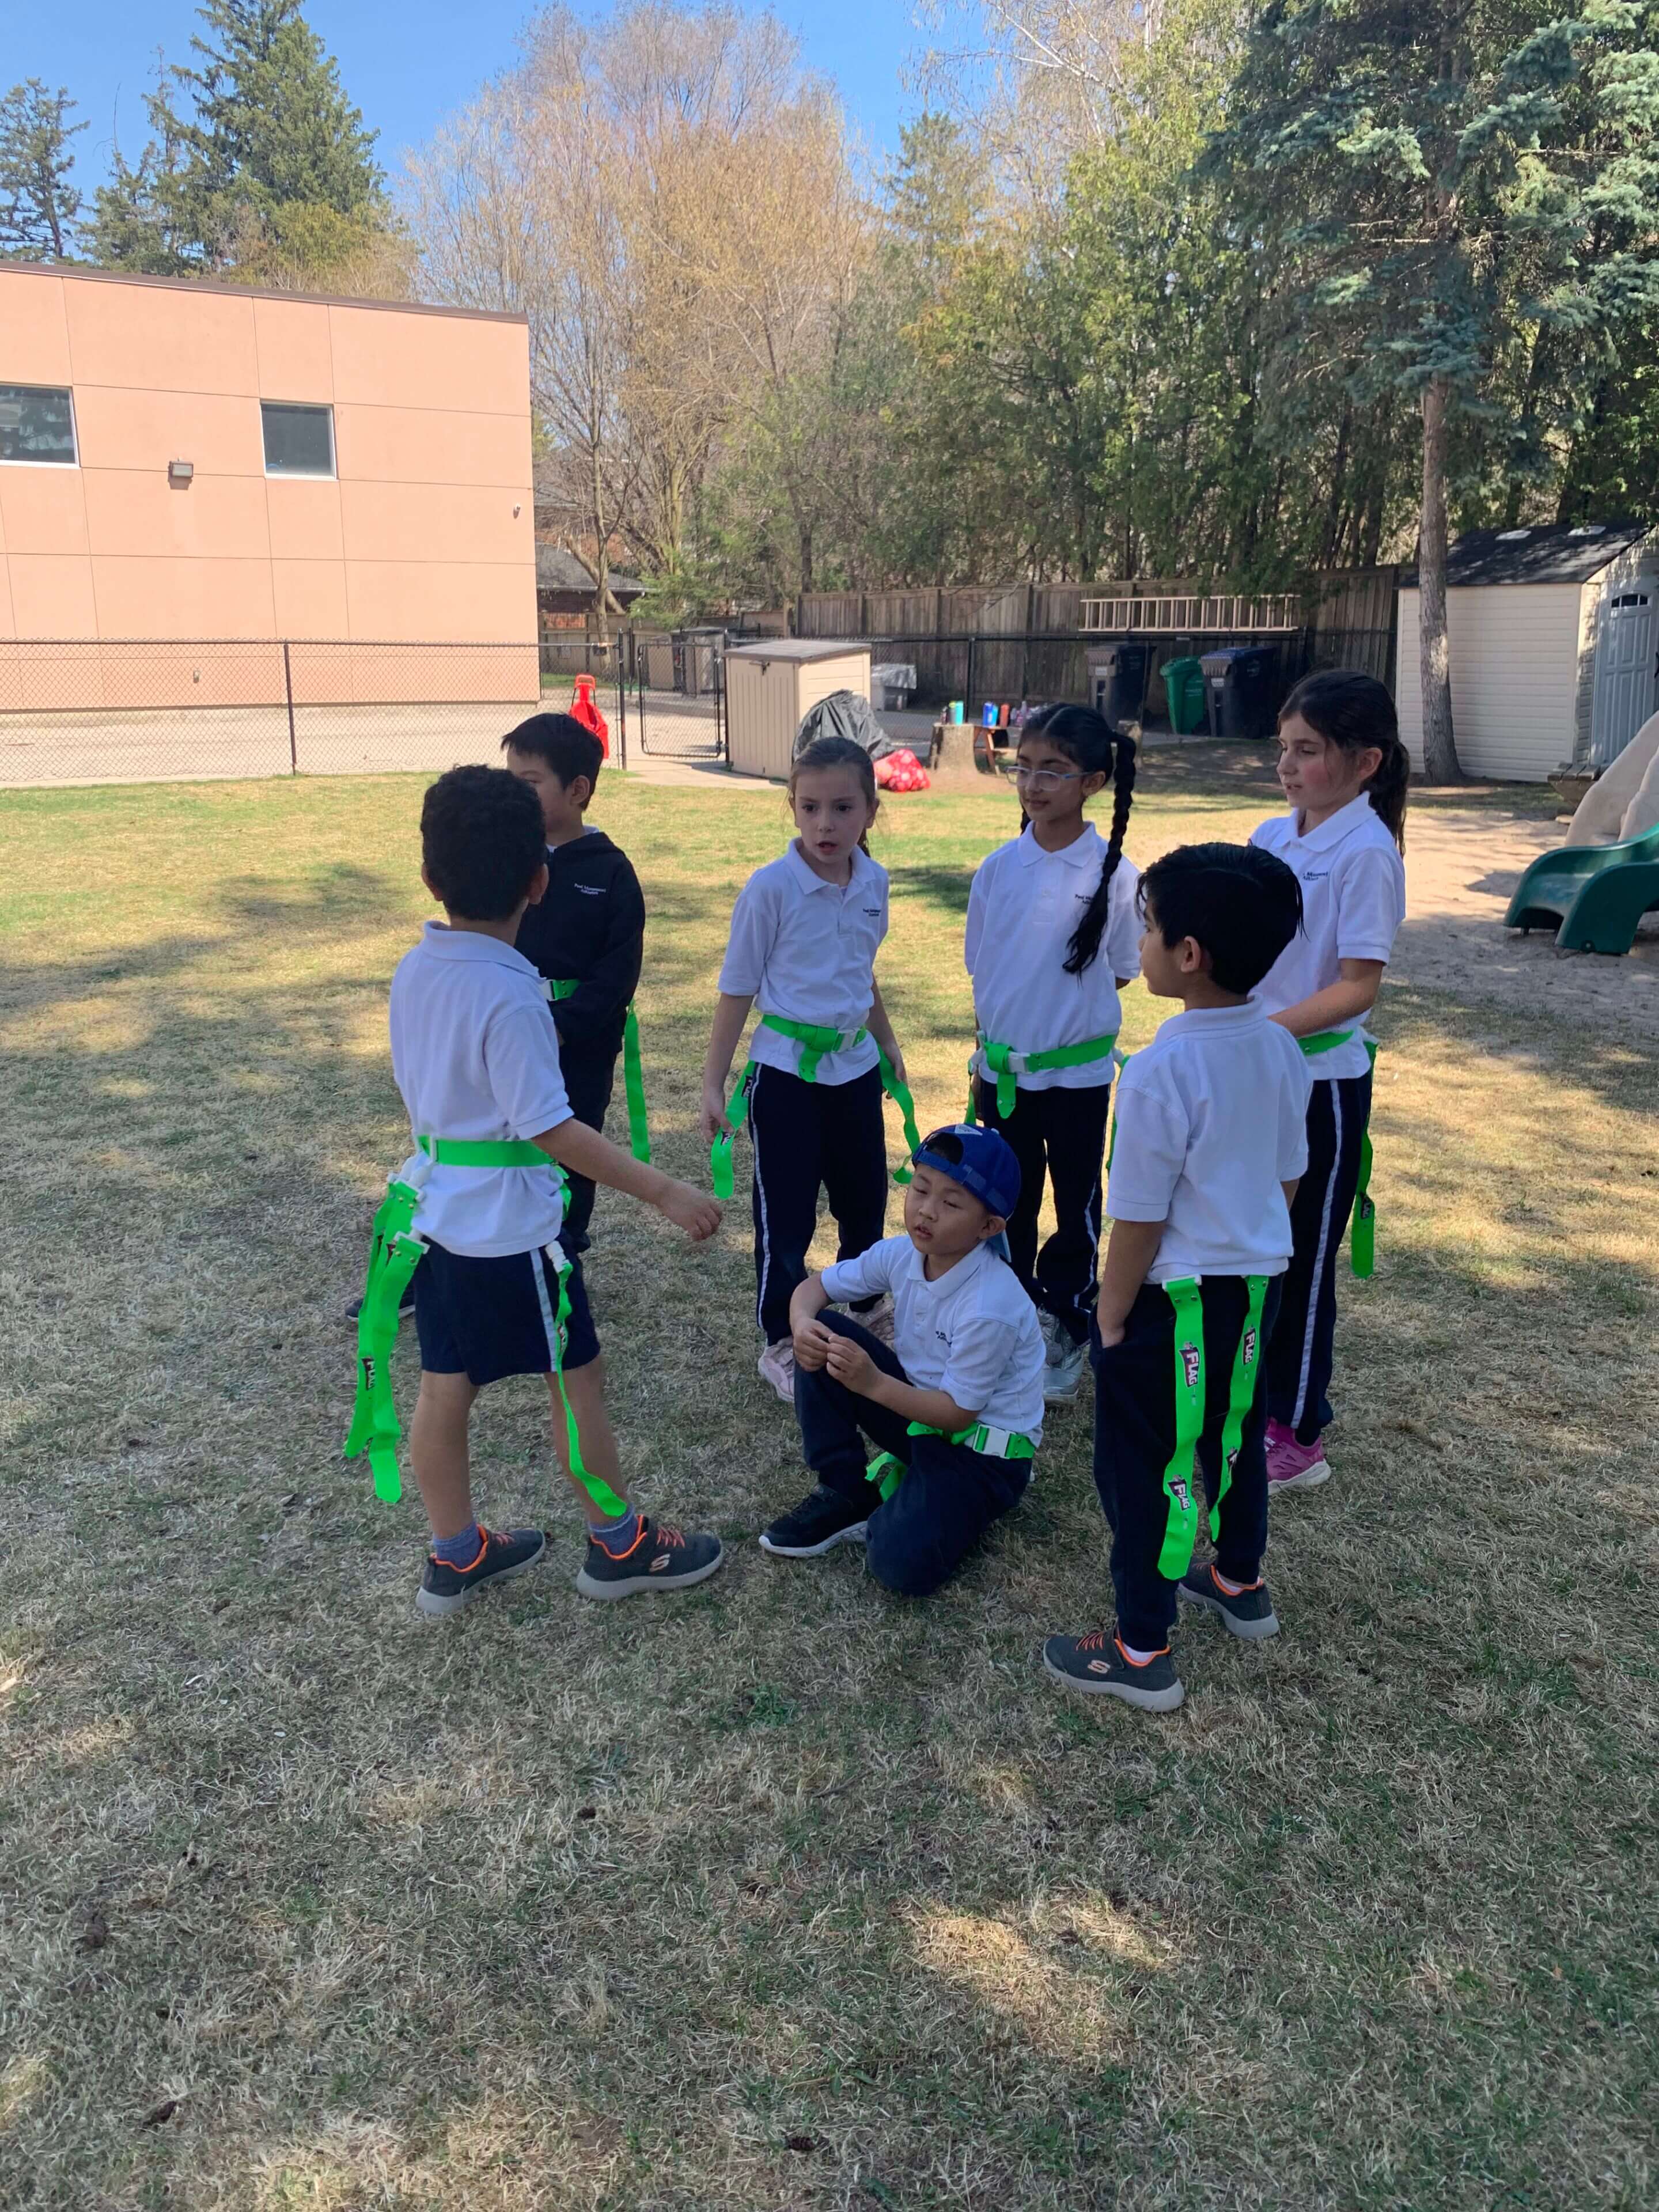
[760,1124,1045,1596]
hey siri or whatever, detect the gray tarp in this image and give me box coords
[793,687,907,763]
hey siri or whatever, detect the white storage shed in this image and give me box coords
[1396,522,1656,781]
[725,639,873,781]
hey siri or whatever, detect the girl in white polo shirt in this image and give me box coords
[965,703,1139,1407]
[1249,671,1408,1494]
[702,736,911,1403]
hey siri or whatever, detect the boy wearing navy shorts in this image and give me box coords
[1044,844,1311,1711]
[358,766,723,1616]
[504,712,647,1255]
[760,1124,1046,1598]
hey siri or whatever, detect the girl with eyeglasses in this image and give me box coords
[964,702,1139,1404]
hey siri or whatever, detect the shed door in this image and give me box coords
[1591,586,1659,767]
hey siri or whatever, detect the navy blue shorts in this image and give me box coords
[412,1234,600,1387]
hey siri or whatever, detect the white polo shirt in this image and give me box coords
[389,922,574,1258]
[821,1234,1046,1443]
[717,840,888,1084]
[965,824,1141,1089]
[1107,1005,1312,1283]
[1250,795,1406,1081]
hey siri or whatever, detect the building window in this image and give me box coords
[262,401,335,478]
[0,384,78,465]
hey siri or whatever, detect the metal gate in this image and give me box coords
[628,633,728,764]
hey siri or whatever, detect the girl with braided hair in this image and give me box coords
[964,702,1139,1405]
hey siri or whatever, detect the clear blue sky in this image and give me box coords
[9,1,925,195]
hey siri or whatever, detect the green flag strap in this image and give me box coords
[904,1418,1036,1461]
[1209,1275,1268,1540]
[876,1044,923,1185]
[1297,1033,1380,1276]
[710,1025,916,1195]
[978,1030,1119,1119]
[543,1242,630,1518]
[621,1003,652,1162]
[547,980,652,1165]
[964,1053,979,1127]
[866,1420,1037,1502]
[416,1134,555,1168]
[1351,1037,1379,1278]
[1158,1276,1206,1580]
[759,1012,863,1082]
[343,1176,429,1504]
[866,1450,906,1502]
[710,1059,758,1200]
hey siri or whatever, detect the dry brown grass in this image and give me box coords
[1,755,1655,2210]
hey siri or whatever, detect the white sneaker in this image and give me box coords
[858,1296,896,1350]
[757,1339,797,1404]
[1043,1330,1087,1405]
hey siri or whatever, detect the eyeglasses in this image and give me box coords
[999,762,1082,792]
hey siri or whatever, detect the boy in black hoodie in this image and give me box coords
[503,713,646,1255]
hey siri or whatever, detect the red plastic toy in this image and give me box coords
[569,671,609,757]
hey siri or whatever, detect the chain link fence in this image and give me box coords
[0,639,624,789]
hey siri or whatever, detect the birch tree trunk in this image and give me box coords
[1418,373,1461,782]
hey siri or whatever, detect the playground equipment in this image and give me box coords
[1503,823,1659,953]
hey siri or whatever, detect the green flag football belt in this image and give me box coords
[964,1029,1119,1123]
[546,979,652,1165]
[865,1418,1037,1501]
[1298,1029,1379,1278]
[342,1140,630,1520]
[710,1014,923,1200]
[1157,1274,1268,1582]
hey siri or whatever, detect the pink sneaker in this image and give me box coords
[757,1339,797,1404]
[1266,1418,1329,1492]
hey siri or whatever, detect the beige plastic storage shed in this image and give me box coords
[725,639,873,780]
[1396,522,1656,781]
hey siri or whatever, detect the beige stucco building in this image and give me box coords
[0,263,536,709]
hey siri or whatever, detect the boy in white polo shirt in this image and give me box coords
[347,766,724,1617]
[1044,843,1311,1713]
[759,1124,1045,1597]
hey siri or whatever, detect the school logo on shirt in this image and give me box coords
[862,905,882,916]
[575,882,605,896]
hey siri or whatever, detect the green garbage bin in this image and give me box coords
[1161,655,1206,735]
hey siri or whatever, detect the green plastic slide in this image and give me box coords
[1503,823,1659,955]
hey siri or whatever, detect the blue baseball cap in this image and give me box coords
[910,1124,1021,1220]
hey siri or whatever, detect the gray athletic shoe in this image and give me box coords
[1177,1562,1279,1641]
[1042,1331,1087,1404]
[574,1518,724,1601]
[1041,1628,1185,1712]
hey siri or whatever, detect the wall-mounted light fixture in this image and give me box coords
[168,459,194,488]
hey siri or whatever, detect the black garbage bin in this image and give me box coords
[1086,641,1153,731]
[1200,645,1282,741]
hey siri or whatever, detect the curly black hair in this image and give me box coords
[421,766,547,921]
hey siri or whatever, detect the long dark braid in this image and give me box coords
[1021,703,1138,975]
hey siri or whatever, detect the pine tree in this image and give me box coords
[1210,0,1659,781]
[90,0,386,278]
[0,81,86,261]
